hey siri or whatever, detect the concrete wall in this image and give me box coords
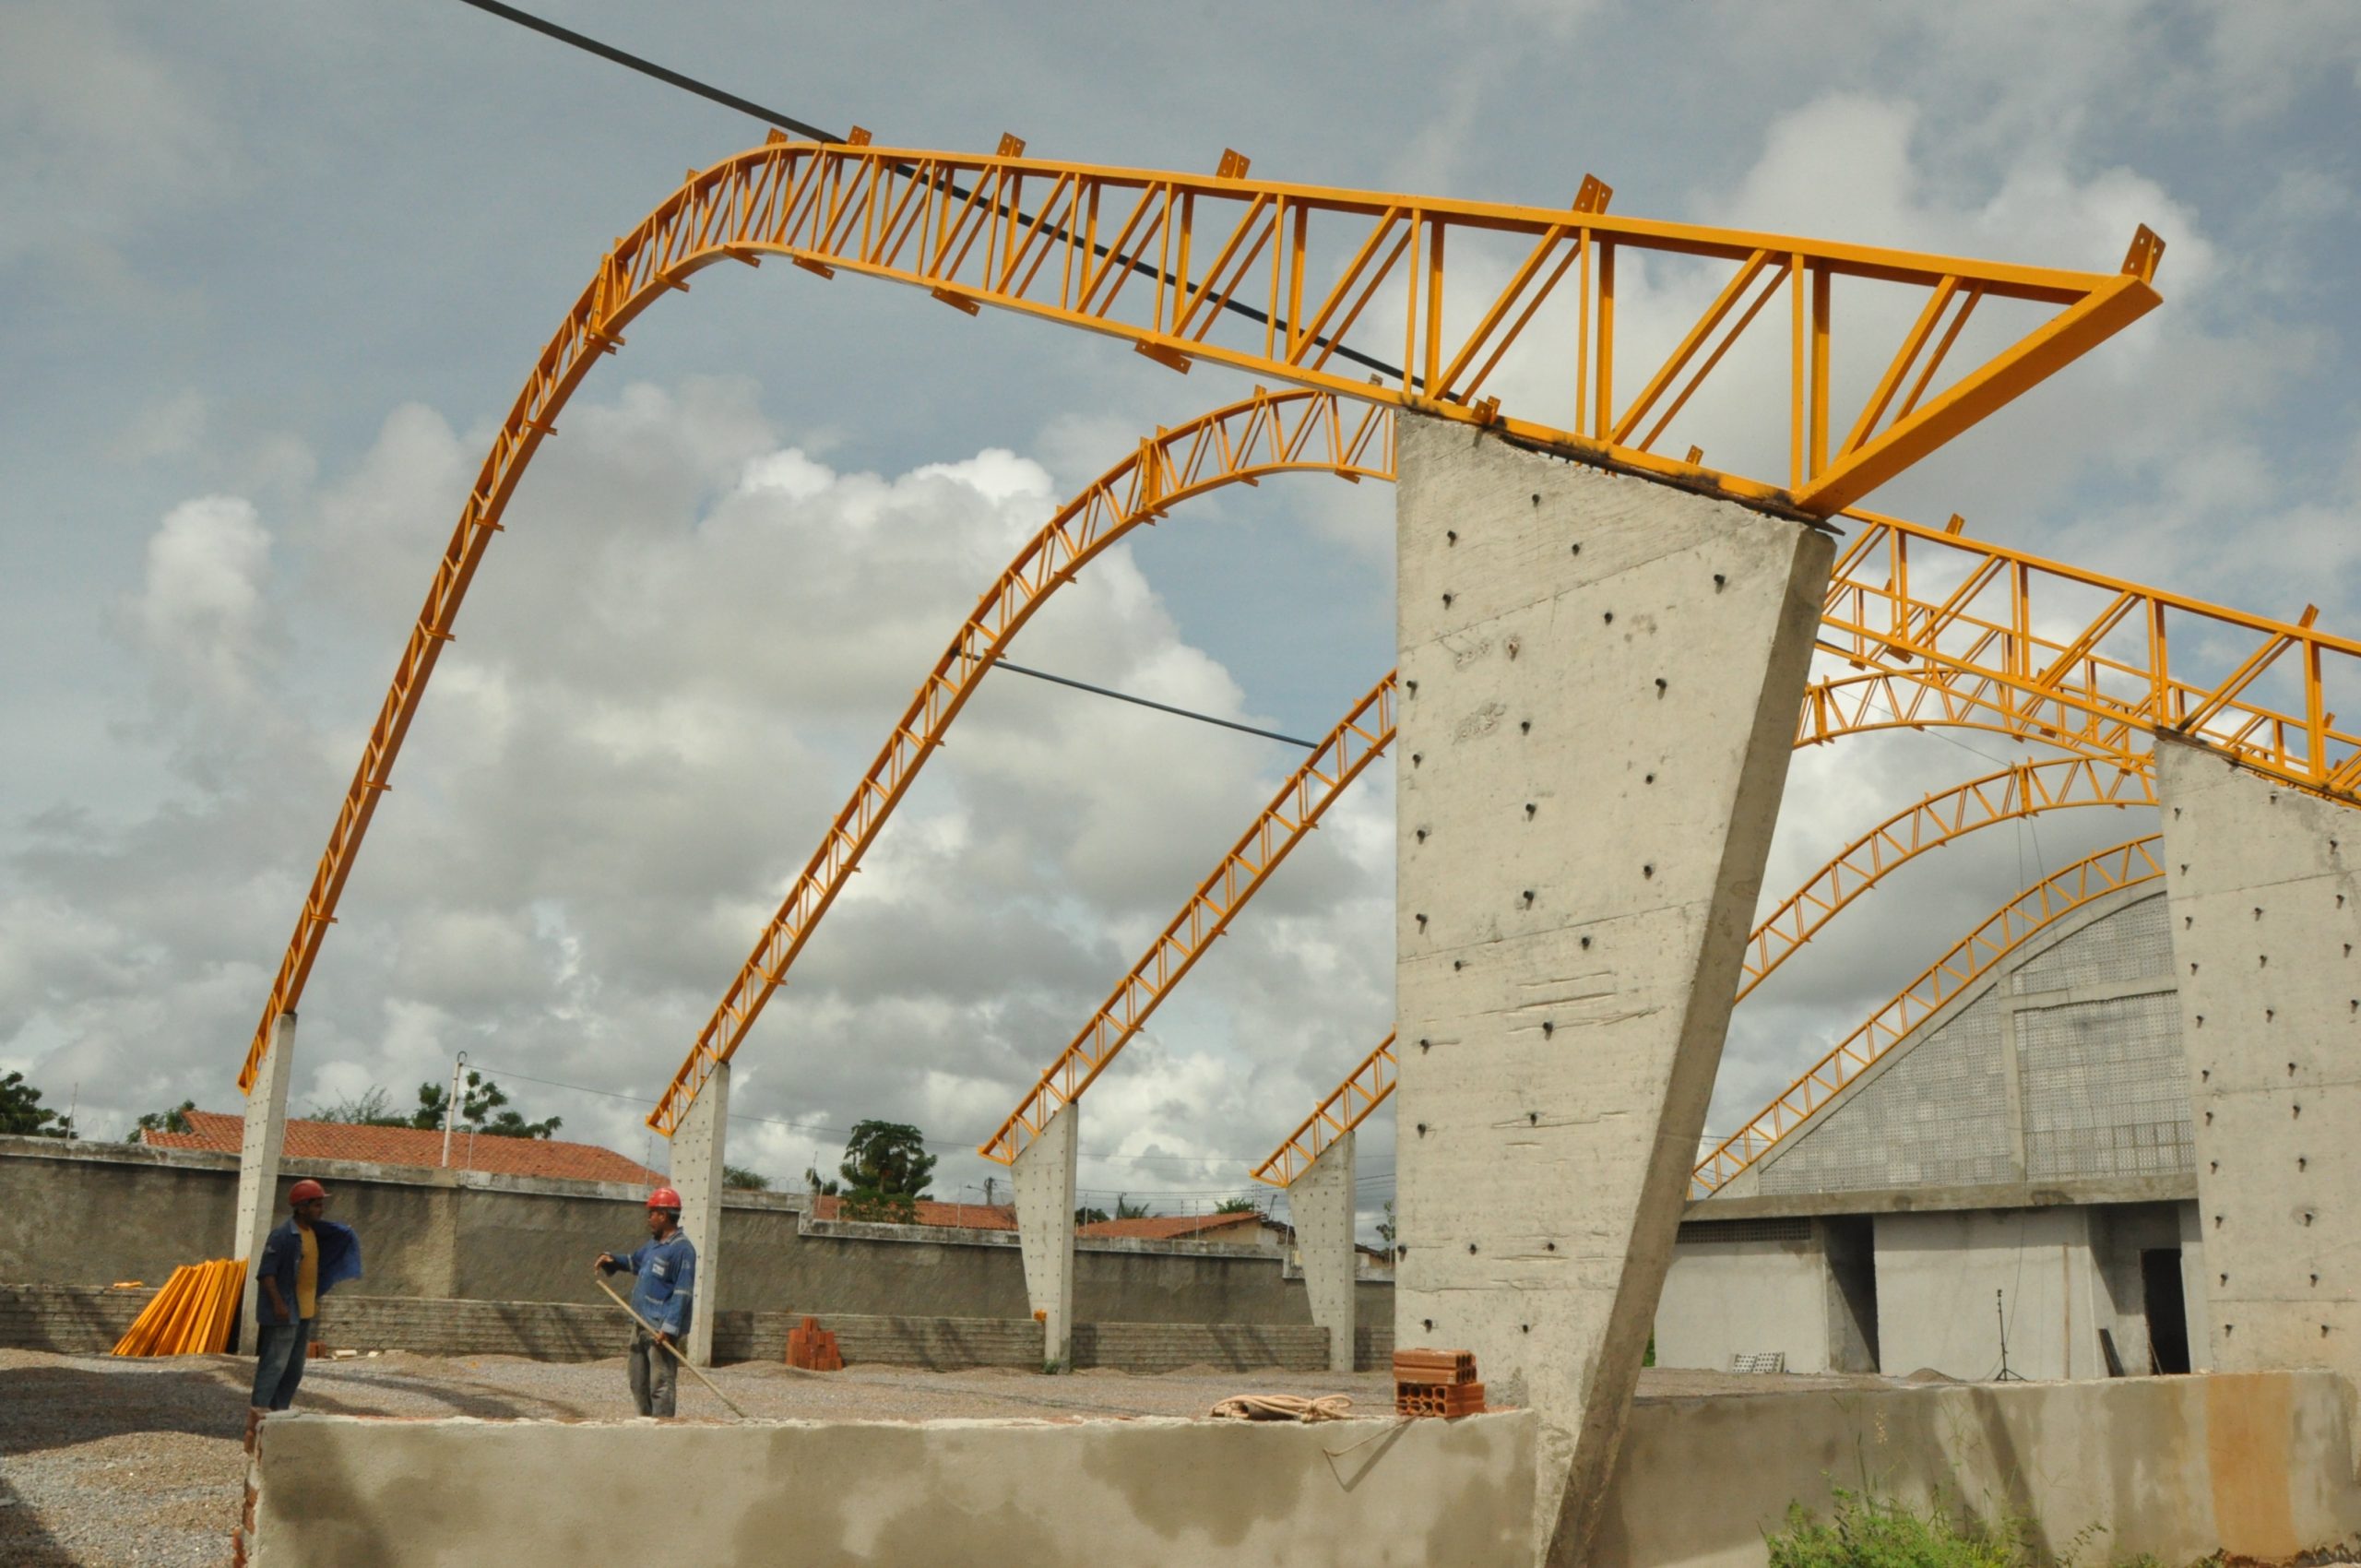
[248,1408,1539,1568]
[1872,1207,2107,1381]
[0,1138,1390,1336]
[1655,1219,1833,1374]
[1594,1370,2361,1568]
[2158,736,2361,1391]
[1392,419,1832,1560]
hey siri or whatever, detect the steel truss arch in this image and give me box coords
[647,390,1390,1131]
[1692,835,2166,1197]
[1737,756,2155,1003]
[977,672,1397,1166]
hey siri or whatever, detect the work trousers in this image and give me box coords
[627,1327,678,1418]
[252,1320,313,1411]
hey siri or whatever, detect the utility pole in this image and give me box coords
[440,1051,468,1169]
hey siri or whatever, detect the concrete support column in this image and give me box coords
[1392,417,1830,1564]
[1291,1131,1358,1373]
[234,1012,298,1348]
[672,1062,730,1368]
[1013,1100,1077,1369]
[2157,736,2361,1387]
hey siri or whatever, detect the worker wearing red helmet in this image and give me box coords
[250,1178,362,1415]
[595,1186,697,1417]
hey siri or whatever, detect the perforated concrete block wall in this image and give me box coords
[1758,886,2191,1198]
[2159,736,2361,1386]
[1392,415,1831,1562]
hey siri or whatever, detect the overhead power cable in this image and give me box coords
[988,658,1317,749]
[448,0,1411,384]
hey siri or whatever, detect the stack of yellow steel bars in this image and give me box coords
[111,1258,244,1356]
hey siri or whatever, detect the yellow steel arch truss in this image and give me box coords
[242,140,2152,1093]
[1691,835,2166,1197]
[976,672,1397,1166]
[647,389,1389,1131]
[1736,756,2155,1003]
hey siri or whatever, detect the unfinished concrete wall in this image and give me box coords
[2159,736,2361,1390]
[1654,1219,1832,1374]
[0,1137,1385,1332]
[1013,1100,1077,1366]
[1393,416,1832,1561]
[1872,1206,2106,1381]
[250,1409,1538,1567]
[1594,1370,2361,1568]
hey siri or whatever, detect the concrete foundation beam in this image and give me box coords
[671,1062,729,1368]
[2158,736,2361,1387]
[1392,415,1832,1563]
[1012,1100,1076,1368]
[1290,1130,1358,1373]
[234,1012,297,1347]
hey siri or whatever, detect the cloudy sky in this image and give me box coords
[4,1,2356,1237]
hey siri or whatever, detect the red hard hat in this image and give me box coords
[647,1187,682,1210]
[289,1179,329,1204]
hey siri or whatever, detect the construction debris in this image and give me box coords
[111,1258,243,1357]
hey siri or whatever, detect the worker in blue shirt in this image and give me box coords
[251,1178,362,1415]
[596,1186,695,1417]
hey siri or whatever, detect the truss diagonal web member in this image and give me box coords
[978,672,1397,1166]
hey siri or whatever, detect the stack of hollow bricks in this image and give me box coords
[786,1314,844,1372]
[1394,1348,1486,1418]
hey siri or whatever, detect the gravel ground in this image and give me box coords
[0,1346,1879,1566]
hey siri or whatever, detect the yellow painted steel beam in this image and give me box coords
[1737,756,2155,1003]
[236,143,2162,1097]
[1691,836,2166,1197]
[1254,1031,1397,1188]
[644,390,1390,1133]
[975,671,1396,1166]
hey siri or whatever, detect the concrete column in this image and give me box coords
[1291,1130,1358,1373]
[234,1012,298,1348]
[1393,416,1830,1564]
[2157,735,2361,1387]
[1013,1100,1077,1368]
[672,1062,730,1368]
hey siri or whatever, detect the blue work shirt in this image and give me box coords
[253,1218,362,1326]
[605,1231,695,1336]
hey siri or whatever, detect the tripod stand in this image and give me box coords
[1993,1288,2024,1381]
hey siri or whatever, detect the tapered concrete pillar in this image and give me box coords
[672,1062,729,1368]
[1013,1100,1078,1368]
[1393,417,1831,1564]
[234,1012,298,1348]
[2158,735,2361,1389]
[1291,1130,1358,1373]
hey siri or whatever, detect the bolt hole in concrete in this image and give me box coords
[1581,936,1592,949]
[1603,611,1614,624]
[1525,802,1536,818]
[1645,772,1655,783]
[1714,573,1726,589]
[1519,719,1531,733]
[1446,529,1457,544]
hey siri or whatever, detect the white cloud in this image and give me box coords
[129,494,273,707]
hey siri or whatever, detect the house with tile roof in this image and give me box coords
[142,1109,664,1187]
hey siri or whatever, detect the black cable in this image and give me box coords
[448,0,1411,385]
[988,658,1318,749]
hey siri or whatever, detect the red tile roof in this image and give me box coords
[144,1110,665,1187]
[811,1195,1018,1230]
[1076,1211,1271,1242]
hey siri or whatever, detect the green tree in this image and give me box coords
[407,1071,561,1139]
[1377,1199,1398,1254]
[723,1163,770,1191]
[125,1099,195,1141]
[1113,1194,1154,1220]
[1074,1205,1110,1225]
[1,1072,72,1138]
[803,1166,841,1196]
[1214,1197,1261,1215]
[835,1120,935,1224]
[310,1087,400,1124]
